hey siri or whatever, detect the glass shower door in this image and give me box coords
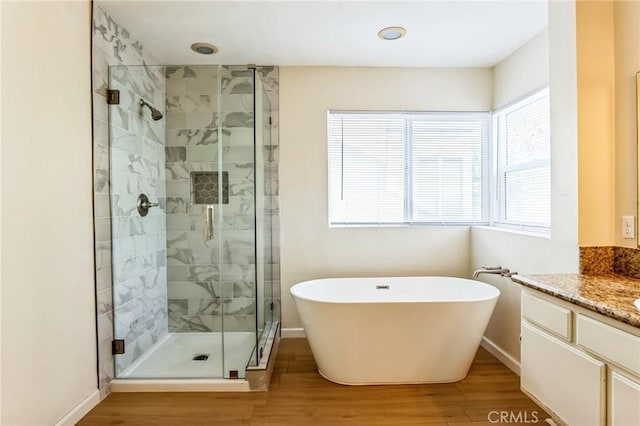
[109,64,227,379]
[254,72,275,363]
[164,65,226,379]
[219,65,259,377]
[109,63,271,381]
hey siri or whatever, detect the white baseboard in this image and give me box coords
[481,336,521,376]
[54,389,100,426]
[281,327,306,338]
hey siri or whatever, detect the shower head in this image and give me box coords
[140,99,163,121]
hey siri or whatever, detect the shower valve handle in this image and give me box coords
[137,193,158,217]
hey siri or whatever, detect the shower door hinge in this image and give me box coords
[107,89,120,105]
[268,117,272,126]
[112,339,125,355]
[270,302,274,311]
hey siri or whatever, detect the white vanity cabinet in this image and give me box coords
[521,289,640,426]
[610,371,640,426]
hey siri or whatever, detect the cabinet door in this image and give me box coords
[522,322,606,425]
[610,371,640,426]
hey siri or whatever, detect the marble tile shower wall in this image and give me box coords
[165,66,268,333]
[92,5,166,397]
[110,63,168,375]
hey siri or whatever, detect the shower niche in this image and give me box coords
[191,171,229,205]
[107,64,280,387]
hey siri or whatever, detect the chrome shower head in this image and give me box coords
[140,99,163,121]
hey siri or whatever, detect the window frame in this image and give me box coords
[491,87,551,234]
[327,110,491,227]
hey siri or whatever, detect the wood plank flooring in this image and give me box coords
[79,338,548,425]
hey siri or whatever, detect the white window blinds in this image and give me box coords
[410,114,488,223]
[328,112,489,225]
[328,114,405,224]
[495,89,551,229]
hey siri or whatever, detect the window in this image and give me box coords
[328,112,490,225]
[494,89,551,231]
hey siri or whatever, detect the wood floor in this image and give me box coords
[79,338,548,425]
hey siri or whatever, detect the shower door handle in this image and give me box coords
[204,205,214,241]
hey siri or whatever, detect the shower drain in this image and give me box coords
[192,354,210,361]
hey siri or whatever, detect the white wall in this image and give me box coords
[471,1,579,364]
[493,29,549,109]
[279,66,492,328]
[1,2,98,424]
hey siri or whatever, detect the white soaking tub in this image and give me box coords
[290,276,499,385]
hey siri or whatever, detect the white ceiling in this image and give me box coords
[100,0,548,67]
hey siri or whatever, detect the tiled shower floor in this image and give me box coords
[118,332,256,379]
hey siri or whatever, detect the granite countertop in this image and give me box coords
[511,273,640,328]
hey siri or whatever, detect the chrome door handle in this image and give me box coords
[204,205,214,241]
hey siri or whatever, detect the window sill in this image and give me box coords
[329,222,484,228]
[472,225,551,239]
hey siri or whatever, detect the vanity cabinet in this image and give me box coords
[521,289,640,426]
[610,371,640,426]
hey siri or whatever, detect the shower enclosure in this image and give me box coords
[107,64,279,383]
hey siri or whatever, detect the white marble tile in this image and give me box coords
[221,146,254,163]
[98,336,115,396]
[97,288,113,316]
[114,275,145,306]
[114,295,145,337]
[94,93,109,122]
[96,265,112,292]
[92,47,110,97]
[168,265,189,281]
[145,233,165,254]
[167,247,194,266]
[166,78,186,96]
[166,214,191,231]
[95,218,112,243]
[95,241,112,269]
[188,265,221,282]
[95,169,109,194]
[166,112,185,129]
[187,145,217,162]
[185,112,217,129]
[98,312,114,342]
[167,94,217,113]
[223,127,254,147]
[221,94,253,113]
[185,76,219,96]
[110,126,143,155]
[113,256,148,284]
[94,140,109,172]
[223,298,255,315]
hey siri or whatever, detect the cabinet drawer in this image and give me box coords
[522,291,572,340]
[521,322,605,426]
[576,314,640,375]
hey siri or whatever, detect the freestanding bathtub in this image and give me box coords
[290,276,499,385]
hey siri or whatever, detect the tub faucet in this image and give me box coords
[472,265,514,278]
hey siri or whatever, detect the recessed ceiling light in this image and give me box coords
[378,26,407,41]
[191,42,218,55]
